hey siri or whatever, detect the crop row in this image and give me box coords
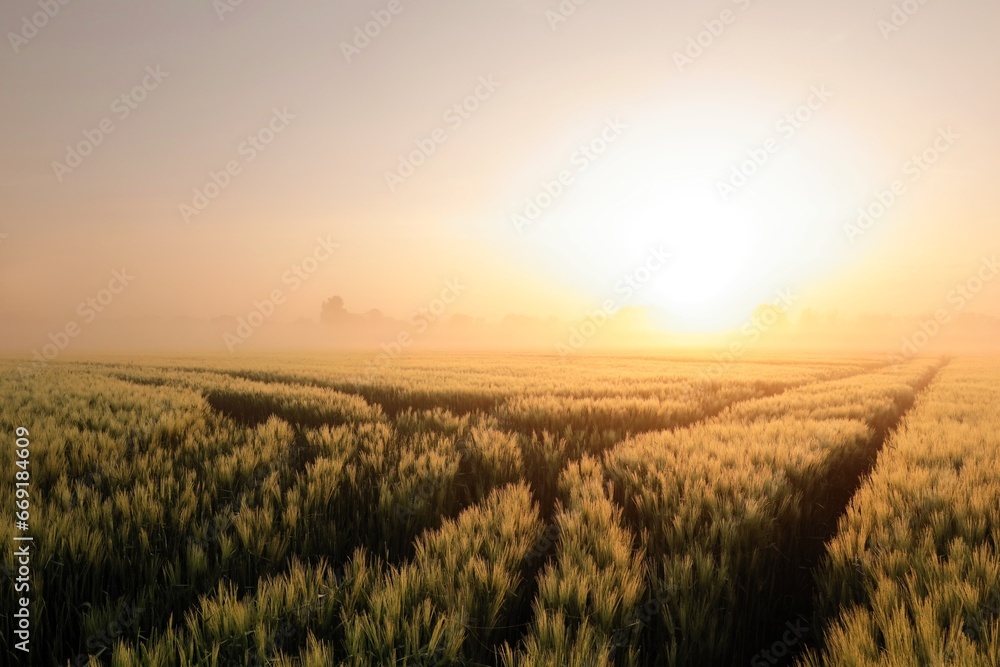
[165,355,876,419]
[800,359,1000,666]
[107,485,545,666]
[501,457,647,666]
[0,365,527,663]
[586,358,945,664]
[0,355,948,665]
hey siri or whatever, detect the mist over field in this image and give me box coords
[3,0,1000,665]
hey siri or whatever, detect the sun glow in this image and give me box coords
[536,169,776,334]
[510,100,866,336]
[615,178,765,332]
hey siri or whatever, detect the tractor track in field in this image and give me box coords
[199,362,892,455]
[487,361,910,664]
[741,357,949,667]
[113,361,896,527]
[107,359,931,666]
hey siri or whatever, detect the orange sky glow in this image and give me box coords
[1,0,998,355]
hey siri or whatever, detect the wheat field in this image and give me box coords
[1,354,997,666]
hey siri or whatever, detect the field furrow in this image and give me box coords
[2,354,989,667]
[596,359,944,664]
[799,359,1000,666]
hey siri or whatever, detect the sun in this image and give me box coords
[617,178,765,332]
[545,172,768,333]
[507,103,860,335]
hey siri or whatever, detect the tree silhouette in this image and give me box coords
[321,296,348,324]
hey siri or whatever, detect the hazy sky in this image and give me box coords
[2,0,998,339]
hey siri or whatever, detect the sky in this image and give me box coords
[1,0,998,351]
